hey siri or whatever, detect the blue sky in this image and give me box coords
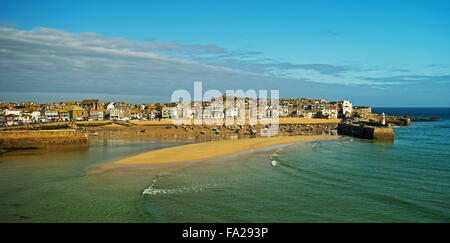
[1,0,449,106]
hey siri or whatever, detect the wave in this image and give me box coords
[269,146,289,159]
[268,141,322,167]
[142,183,213,195]
[142,171,221,196]
[270,154,282,167]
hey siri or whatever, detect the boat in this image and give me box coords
[90,132,99,136]
[271,160,280,167]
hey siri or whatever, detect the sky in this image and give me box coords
[0,0,449,106]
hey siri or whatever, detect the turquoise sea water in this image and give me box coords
[0,108,449,222]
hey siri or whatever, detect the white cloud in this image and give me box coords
[0,27,265,96]
[1,26,448,106]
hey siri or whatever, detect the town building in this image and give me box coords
[339,100,353,117]
[66,105,87,121]
[58,109,70,121]
[80,99,104,111]
[88,110,104,121]
[44,110,60,122]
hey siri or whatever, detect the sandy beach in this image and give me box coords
[113,135,336,165]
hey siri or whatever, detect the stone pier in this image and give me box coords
[0,129,88,149]
[337,123,394,140]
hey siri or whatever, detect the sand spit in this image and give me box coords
[113,135,336,165]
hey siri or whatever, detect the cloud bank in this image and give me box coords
[0,27,449,106]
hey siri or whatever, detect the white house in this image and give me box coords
[31,111,41,121]
[45,110,59,121]
[225,107,238,118]
[303,111,318,119]
[4,109,22,116]
[278,106,289,117]
[161,107,171,119]
[296,109,305,117]
[209,105,224,119]
[320,108,338,119]
[173,104,193,119]
[105,102,115,110]
[339,100,353,117]
[109,108,125,120]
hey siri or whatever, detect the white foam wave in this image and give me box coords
[271,160,280,167]
[142,182,220,195]
[143,171,220,196]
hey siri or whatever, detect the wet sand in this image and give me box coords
[113,135,336,165]
[86,119,339,144]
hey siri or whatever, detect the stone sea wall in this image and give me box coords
[338,123,394,140]
[0,129,88,149]
[386,116,411,126]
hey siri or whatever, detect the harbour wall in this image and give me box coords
[0,122,71,131]
[338,123,394,140]
[386,116,411,126]
[0,129,88,149]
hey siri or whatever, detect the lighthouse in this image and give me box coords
[382,112,386,125]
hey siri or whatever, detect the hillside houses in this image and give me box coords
[0,97,355,127]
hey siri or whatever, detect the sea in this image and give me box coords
[0,108,449,222]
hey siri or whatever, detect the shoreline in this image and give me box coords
[1,118,341,151]
[112,135,339,165]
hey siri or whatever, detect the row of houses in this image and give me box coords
[0,99,166,126]
[276,99,353,119]
[0,98,356,126]
[0,104,89,125]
